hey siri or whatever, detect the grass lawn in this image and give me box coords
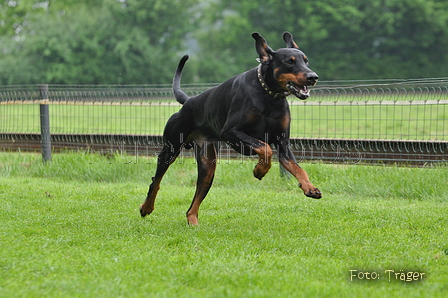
[0,152,447,297]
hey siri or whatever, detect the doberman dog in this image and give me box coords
[140,32,321,225]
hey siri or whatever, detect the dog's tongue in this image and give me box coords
[286,83,309,100]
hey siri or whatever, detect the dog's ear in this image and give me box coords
[252,32,275,64]
[283,32,299,49]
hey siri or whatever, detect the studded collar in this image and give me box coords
[257,64,289,100]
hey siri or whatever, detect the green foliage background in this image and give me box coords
[1,0,448,85]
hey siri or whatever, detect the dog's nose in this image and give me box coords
[306,72,318,85]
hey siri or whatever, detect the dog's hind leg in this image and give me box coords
[140,113,193,218]
[186,142,217,225]
[139,144,180,217]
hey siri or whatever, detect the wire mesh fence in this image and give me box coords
[1,79,447,164]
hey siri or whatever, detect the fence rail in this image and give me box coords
[2,133,446,165]
[1,79,447,165]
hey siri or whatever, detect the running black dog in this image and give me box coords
[140,32,321,225]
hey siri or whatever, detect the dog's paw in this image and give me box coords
[253,167,266,180]
[187,214,199,226]
[139,204,153,217]
[253,163,270,180]
[305,188,322,199]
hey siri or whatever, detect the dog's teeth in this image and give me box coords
[286,82,309,99]
[299,87,310,99]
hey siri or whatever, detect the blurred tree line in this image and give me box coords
[0,0,447,85]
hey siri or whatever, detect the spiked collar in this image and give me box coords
[257,64,289,100]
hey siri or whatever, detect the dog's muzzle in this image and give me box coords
[286,72,318,100]
[286,82,310,100]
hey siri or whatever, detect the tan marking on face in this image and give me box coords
[276,73,307,89]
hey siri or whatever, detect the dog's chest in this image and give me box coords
[243,106,290,138]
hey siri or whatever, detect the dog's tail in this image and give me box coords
[173,55,189,105]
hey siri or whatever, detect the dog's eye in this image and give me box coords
[287,58,295,65]
[303,57,309,64]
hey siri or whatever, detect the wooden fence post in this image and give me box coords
[39,84,51,163]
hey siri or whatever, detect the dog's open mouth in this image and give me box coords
[286,82,310,100]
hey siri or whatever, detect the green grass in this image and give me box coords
[0,152,447,297]
[2,97,447,140]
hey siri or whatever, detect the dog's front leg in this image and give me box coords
[221,129,272,180]
[251,142,273,180]
[278,144,322,199]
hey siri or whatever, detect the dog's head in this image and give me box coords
[252,32,318,100]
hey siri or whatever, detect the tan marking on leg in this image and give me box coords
[280,159,322,199]
[252,143,273,180]
[186,144,217,225]
[140,178,161,216]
